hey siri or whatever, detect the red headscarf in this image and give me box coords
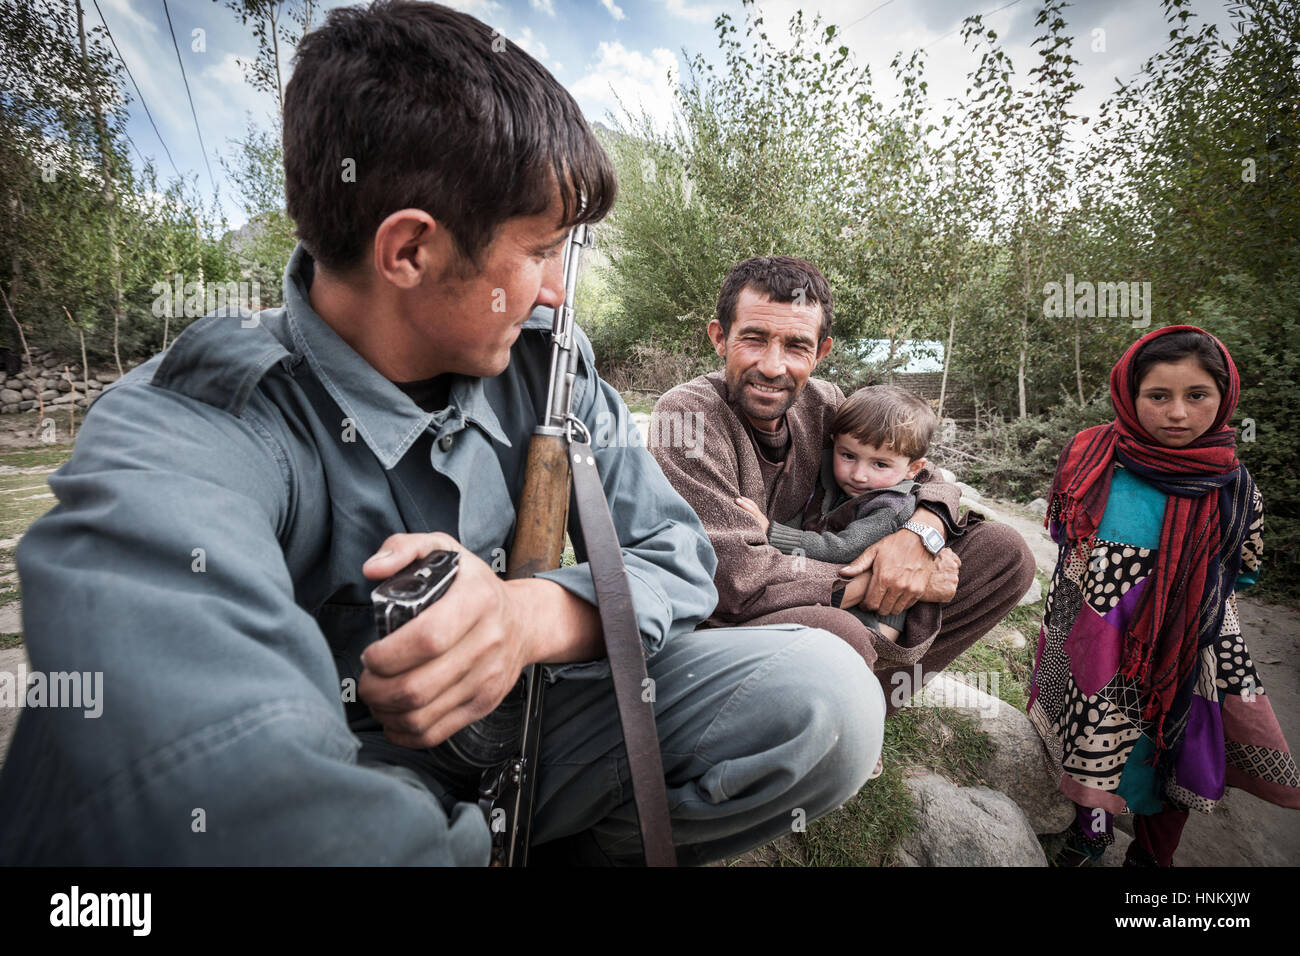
[1047,325,1253,753]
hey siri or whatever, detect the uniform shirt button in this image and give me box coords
[438,434,454,452]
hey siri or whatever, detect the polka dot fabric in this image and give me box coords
[1029,467,1300,815]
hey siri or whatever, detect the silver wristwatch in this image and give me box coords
[903,520,945,556]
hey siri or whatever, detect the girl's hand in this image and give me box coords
[735,496,769,534]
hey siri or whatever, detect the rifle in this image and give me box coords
[376,225,675,866]
[479,224,591,866]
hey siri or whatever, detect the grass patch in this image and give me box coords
[0,490,60,543]
[948,569,1049,714]
[761,577,1052,867]
[0,446,74,470]
[951,639,1029,712]
[0,633,21,649]
[0,447,71,543]
[793,705,996,866]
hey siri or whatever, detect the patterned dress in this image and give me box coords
[1028,463,1300,817]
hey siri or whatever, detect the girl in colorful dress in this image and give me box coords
[1028,324,1299,866]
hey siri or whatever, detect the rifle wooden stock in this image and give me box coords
[489,430,569,866]
[506,432,571,579]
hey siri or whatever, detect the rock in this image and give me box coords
[0,388,20,404]
[955,481,983,500]
[893,771,1048,866]
[986,623,1027,650]
[21,388,35,400]
[919,673,1074,834]
[96,370,120,384]
[39,389,58,402]
[56,379,71,392]
[18,400,35,411]
[1027,497,1048,517]
[1017,577,1043,607]
[1,403,18,414]
[938,467,957,484]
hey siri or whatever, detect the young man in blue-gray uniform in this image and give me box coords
[0,1,883,864]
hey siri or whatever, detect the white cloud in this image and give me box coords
[199,53,274,124]
[98,0,190,136]
[513,27,550,62]
[571,41,679,130]
[661,0,718,25]
[441,0,503,15]
[599,0,626,22]
[530,0,556,16]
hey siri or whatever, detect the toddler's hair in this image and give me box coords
[832,385,937,460]
[1131,329,1231,400]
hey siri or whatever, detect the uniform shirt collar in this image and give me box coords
[281,243,510,470]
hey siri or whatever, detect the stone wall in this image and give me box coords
[885,370,977,422]
[0,349,129,415]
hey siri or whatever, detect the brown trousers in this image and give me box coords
[738,521,1035,715]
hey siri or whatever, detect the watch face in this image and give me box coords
[913,525,942,553]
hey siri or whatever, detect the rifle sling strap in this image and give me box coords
[567,435,677,867]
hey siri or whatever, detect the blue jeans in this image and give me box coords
[358,624,885,865]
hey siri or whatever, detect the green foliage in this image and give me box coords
[1192,258,1300,599]
[599,5,937,359]
[956,398,1114,502]
[220,119,298,308]
[594,0,1300,595]
[0,0,242,365]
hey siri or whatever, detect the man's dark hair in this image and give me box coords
[283,0,616,273]
[715,256,834,343]
[1130,330,1231,400]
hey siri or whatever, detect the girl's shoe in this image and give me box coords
[1042,822,1109,867]
[1123,842,1162,867]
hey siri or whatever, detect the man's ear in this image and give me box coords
[907,457,927,480]
[706,319,728,359]
[373,208,442,290]
[816,335,834,364]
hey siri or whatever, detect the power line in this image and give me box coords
[122,128,147,169]
[162,0,218,195]
[923,0,1027,51]
[843,0,899,33]
[92,0,183,182]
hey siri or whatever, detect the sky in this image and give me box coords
[89,0,1245,228]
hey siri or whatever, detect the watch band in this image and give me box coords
[903,520,945,555]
